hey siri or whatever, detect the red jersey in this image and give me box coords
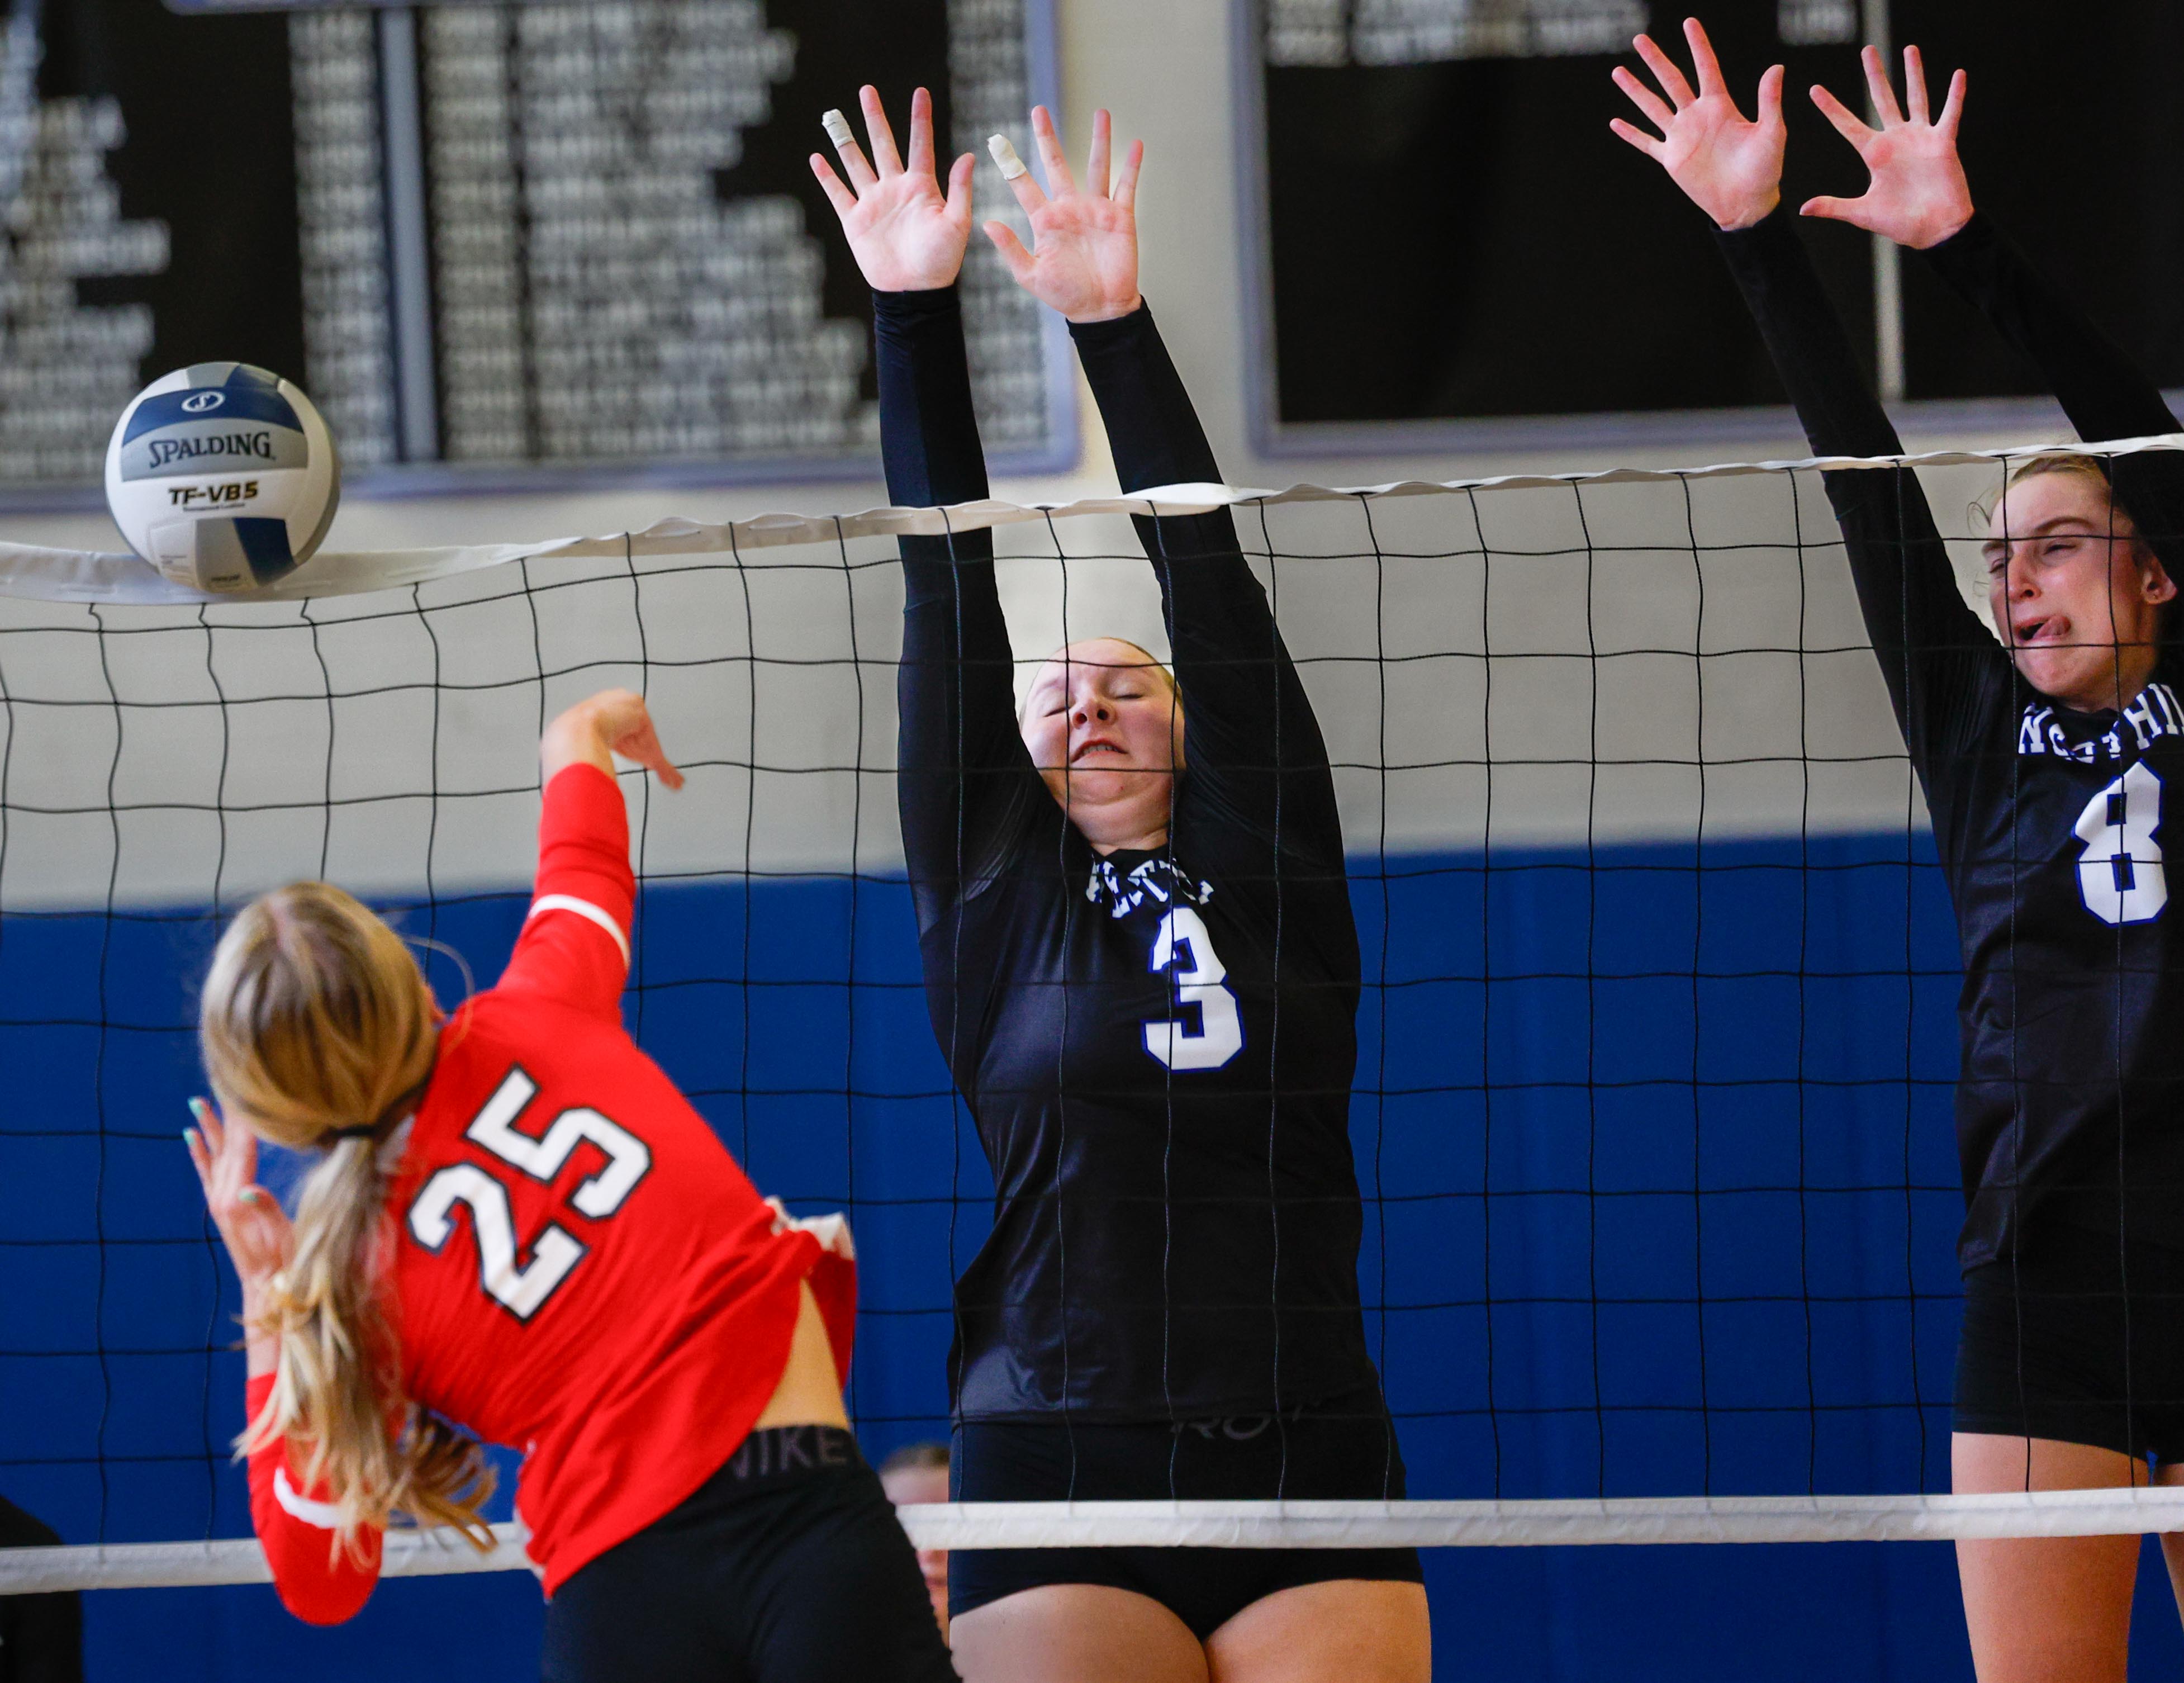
[245,764,856,1623]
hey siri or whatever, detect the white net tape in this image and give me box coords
[12,1490,2184,1594]
[6,432,2178,606]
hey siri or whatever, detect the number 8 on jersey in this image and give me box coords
[2075,762,2168,925]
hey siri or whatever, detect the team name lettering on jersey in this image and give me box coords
[2019,682,2184,762]
[1085,854,1214,917]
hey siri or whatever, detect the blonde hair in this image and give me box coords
[1981,453,2141,541]
[200,881,489,1556]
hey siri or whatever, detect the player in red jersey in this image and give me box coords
[185,689,958,1683]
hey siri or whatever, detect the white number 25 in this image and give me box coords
[2074,761,2168,925]
[407,1066,652,1321]
[1143,906,1245,1072]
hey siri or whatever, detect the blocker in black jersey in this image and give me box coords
[1717,207,2184,1268]
[877,286,1379,1422]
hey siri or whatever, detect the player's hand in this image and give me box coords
[984,106,1143,323]
[811,86,974,293]
[184,1096,292,1303]
[1610,18,1785,231]
[1802,45,1971,249]
[543,689,685,790]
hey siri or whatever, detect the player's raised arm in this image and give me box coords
[1806,45,2184,594]
[816,87,1043,935]
[1611,18,1992,762]
[983,107,1343,866]
[188,1098,388,1623]
[500,689,677,1017]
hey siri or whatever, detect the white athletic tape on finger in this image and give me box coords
[987,134,1028,179]
[821,108,855,150]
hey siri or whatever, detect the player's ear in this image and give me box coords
[2143,552,2176,605]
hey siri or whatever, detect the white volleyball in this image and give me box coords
[104,363,340,593]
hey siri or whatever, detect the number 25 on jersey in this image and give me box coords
[407,1066,652,1321]
[2076,761,2168,925]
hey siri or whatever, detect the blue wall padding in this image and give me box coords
[7,836,2181,1679]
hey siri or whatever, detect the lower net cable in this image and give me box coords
[13,1490,2184,1596]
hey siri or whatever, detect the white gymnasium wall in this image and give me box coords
[0,0,2045,907]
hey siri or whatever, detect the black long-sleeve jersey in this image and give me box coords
[0,1496,81,1682]
[1716,207,2184,1268]
[877,286,1377,1421]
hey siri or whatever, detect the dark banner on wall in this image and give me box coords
[0,0,1064,492]
[1252,0,2184,433]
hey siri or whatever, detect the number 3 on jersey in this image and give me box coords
[2075,761,2168,925]
[407,1067,652,1321]
[1143,906,1244,1072]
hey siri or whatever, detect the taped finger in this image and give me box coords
[820,108,877,187]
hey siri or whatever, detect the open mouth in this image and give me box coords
[1071,738,1127,764]
[2012,615,2066,648]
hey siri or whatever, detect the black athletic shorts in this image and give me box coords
[542,1424,957,1683]
[948,1384,1424,1642]
[1954,1224,2184,1463]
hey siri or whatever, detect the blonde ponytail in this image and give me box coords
[200,881,491,1555]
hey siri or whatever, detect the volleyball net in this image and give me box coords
[11,438,2184,1598]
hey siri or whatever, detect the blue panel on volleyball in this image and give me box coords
[120,368,303,453]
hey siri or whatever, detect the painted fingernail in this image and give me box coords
[988,135,1028,179]
[188,1096,207,1118]
[238,1188,263,1205]
[821,108,853,148]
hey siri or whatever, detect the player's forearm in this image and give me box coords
[534,764,634,913]
[1069,301,1220,492]
[1715,206,1981,745]
[875,285,990,514]
[244,1374,382,1625]
[1714,207,1902,462]
[1922,214,2179,444]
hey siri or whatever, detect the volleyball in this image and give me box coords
[103,362,340,593]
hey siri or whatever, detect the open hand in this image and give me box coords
[184,1097,292,1305]
[811,87,973,292]
[1610,17,1785,231]
[984,106,1142,323]
[1802,45,1971,249]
